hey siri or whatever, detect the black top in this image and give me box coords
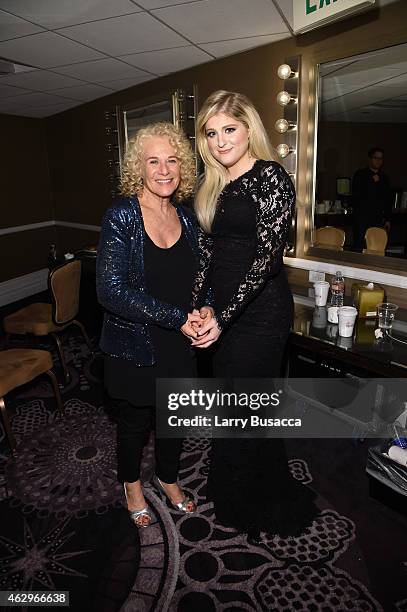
[193,160,295,331]
[104,229,196,406]
[209,160,294,337]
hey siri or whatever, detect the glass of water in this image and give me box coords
[376,303,398,330]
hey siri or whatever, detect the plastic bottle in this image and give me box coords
[330,271,345,307]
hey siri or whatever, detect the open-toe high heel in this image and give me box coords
[154,475,196,514]
[124,485,152,528]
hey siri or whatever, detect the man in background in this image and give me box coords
[352,147,392,251]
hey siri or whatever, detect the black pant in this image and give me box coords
[114,398,182,484]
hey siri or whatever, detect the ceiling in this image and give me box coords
[0,0,400,118]
[321,39,407,123]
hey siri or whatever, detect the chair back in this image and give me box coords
[364,227,388,255]
[314,226,345,250]
[49,260,81,325]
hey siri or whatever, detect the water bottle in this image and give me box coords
[330,271,345,307]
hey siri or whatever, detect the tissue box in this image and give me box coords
[352,282,384,318]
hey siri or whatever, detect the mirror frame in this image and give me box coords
[300,46,407,278]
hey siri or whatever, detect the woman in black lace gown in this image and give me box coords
[192,91,317,538]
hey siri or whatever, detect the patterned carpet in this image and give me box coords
[0,331,406,611]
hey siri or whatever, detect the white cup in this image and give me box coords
[327,306,339,324]
[313,281,330,307]
[388,445,407,466]
[338,306,358,337]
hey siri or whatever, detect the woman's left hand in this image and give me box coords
[191,306,214,332]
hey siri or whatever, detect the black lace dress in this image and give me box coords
[193,160,317,537]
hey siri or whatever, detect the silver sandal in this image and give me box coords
[128,506,152,528]
[154,475,196,514]
[124,484,152,528]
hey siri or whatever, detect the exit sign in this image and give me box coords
[293,0,375,34]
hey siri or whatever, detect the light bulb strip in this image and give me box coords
[275,56,300,194]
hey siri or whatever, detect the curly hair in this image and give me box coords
[120,122,196,202]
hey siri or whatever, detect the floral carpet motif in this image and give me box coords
[0,332,403,610]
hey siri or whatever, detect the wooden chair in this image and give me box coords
[0,349,64,452]
[363,227,388,256]
[314,226,346,251]
[3,260,92,384]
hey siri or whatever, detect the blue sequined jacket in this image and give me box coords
[96,196,198,364]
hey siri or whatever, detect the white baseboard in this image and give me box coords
[56,220,101,232]
[0,268,48,307]
[0,220,101,237]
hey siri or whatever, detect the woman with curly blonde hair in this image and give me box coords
[97,122,200,528]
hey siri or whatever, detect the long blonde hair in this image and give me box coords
[195,91,275,232]
[120,122,195,202]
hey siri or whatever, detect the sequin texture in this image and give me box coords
[96,196,198,363]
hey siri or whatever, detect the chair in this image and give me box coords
[314,226,345,251]
[363,227,388,256]
[3,260,92,384]
[0,349,64,452]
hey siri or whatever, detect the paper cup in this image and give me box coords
[338,306,357,337]
[388,445,407,466]
[313,281,330,307]
[327,306,339,324]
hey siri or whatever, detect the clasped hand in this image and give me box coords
[180,306,221,349]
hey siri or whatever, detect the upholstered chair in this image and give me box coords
[0,348,64,452]
[3,260,92,383]
[314,226,346,251]
[363,227,388,256]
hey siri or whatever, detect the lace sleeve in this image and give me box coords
[217,161,294,329]
[191,225,214,309]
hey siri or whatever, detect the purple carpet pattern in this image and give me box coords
[0,332,404,611]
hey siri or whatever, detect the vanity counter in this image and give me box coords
[290,300,407,378]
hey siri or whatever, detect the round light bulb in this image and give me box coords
[276,91,292,106]
[276,143,291,159]
[275,118,289,133]
[277,64,293,80]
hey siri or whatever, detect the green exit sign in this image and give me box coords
[294,0,375,34]
[306,0,338,14]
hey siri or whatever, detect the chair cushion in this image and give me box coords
[3,303,68,335]
[0,349,53,397]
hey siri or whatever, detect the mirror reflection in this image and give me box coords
[117,99,172,165]
[315,43,407,259]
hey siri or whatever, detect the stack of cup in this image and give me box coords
[338,306,358,337]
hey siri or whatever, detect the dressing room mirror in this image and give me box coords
[311,42,407,262]
[116,88,197,170]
